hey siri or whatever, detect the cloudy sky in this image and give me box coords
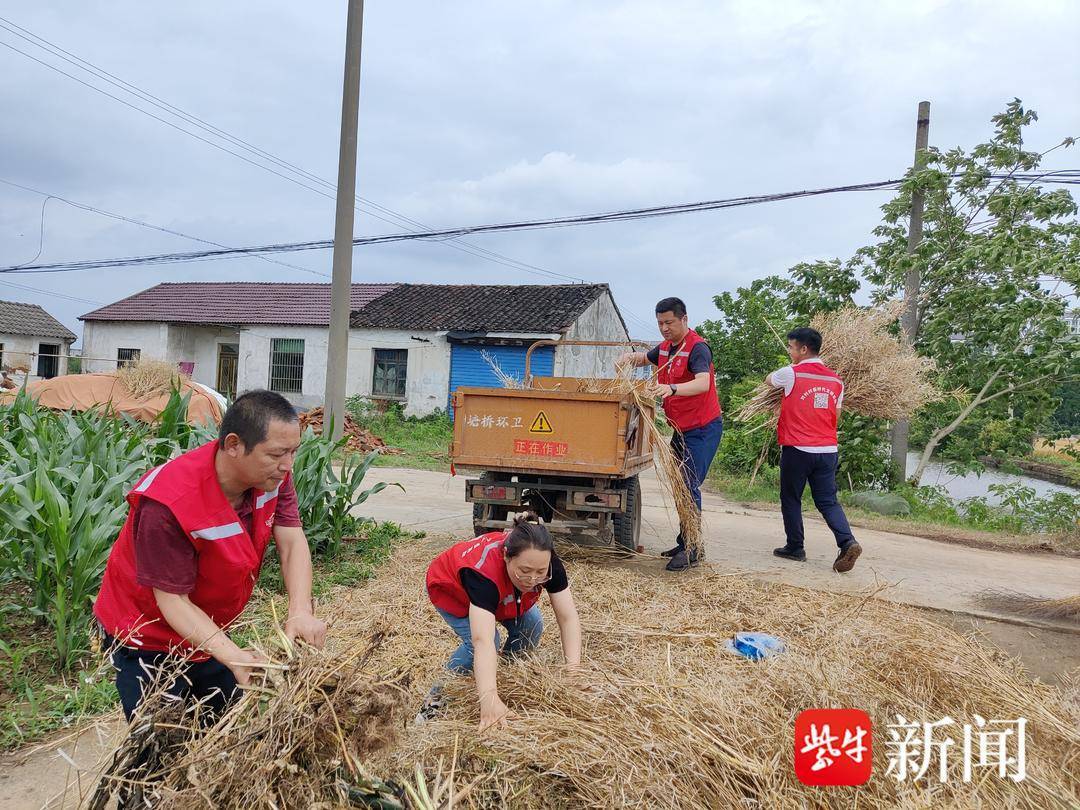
[1,1,1078,342]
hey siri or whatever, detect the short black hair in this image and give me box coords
[219,390,298,451]
[787,327,822,354]
[655,297,687,318]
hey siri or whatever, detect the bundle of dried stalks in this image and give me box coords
[116,359,185,400]
[480,350,524,389]
[361,544,1079,808]
[737,304,940,424]
[88,632,413,809]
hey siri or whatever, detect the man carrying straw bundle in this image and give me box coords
[94,390,327,723]
[767,328,862,572]
[617,297,723,572]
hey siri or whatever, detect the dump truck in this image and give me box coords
[450,341,655,551]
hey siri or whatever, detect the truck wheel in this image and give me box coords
[472,501,487,538]
[612,475,641,552]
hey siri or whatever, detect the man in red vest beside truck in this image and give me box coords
[618,297,724,572]
[768,327,862,572]
[94,390,327,722]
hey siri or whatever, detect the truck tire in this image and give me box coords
[612,475,641,552]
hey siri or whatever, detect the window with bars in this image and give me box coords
[117,348,141,369]
[372,348,408,400]
[270,338,305,393]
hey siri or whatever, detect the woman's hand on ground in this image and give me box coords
[478,693,515,731]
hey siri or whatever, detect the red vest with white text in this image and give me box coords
[656,329,722,432]
[776,361,844,447]
[93,441,282,658]
[426,532,544,621]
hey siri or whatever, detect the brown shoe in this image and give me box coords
[833,542,862,573]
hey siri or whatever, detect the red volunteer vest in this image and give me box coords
[656,328,723,432]
[776,361,844,447]
[93,441,282,658]
[426,532,544,621]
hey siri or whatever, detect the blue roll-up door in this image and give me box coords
[449,344,555,413]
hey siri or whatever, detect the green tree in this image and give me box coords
[696,276,791,406]
[855,100,1080,482]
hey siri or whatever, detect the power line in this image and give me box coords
[0,277,103,305]
[0,18,585,284]
[4,171,1077,276]
[0,177,330,278]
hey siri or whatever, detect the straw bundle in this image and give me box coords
[117,359,186,400]
[737,304,940,424]
[88,631,413,808]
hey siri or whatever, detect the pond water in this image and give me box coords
[906,452,1078,505]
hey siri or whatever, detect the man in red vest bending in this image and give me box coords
[618,297,724,572]
[94,390,327,721]
[768,327,862,572]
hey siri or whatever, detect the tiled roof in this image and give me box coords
[80,282,399,326]
[0,300,77,341]
[350,284,620,334]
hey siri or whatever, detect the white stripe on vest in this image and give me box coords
[474,540,503,569]
[134,463,166,493]
[191,522,244,541]
[795,372,841,383]
[255,484,281,510]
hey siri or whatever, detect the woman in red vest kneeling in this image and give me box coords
[424,511,582,730]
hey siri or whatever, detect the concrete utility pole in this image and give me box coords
[324,0,365,441]
[890,100,931,482]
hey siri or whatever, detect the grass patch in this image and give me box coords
[347,398,452,471]
[0,598,119,750]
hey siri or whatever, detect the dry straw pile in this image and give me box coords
[116,359,186,400]
[92,542,1080,808]
[738,304,940,424]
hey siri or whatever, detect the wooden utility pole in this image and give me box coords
[324,0,365,441]
[890,100,931,481]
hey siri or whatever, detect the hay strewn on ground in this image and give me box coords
[738,304,941,424]
[94,541,1080,808]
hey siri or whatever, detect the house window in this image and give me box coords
[269,338,304,393]
[372,349,408,400]
[117,348,141,369]
[37,343,60,379]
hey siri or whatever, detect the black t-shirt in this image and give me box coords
[458,554,569,614]
[647,341,712,374]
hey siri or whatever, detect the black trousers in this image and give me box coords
[109,637,239,722]
[779,446,856,550]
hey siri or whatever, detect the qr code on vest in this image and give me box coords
[813,392,829,409]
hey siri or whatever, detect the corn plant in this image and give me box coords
[291,428,402,556]
[0,390,213,669]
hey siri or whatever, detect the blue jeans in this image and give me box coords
[670,416,724,546]
[435,606,544,673]
[779,446,856,549]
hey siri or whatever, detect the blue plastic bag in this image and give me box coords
[724,632,786,661]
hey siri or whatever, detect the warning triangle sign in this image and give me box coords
[529,411,553,434]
